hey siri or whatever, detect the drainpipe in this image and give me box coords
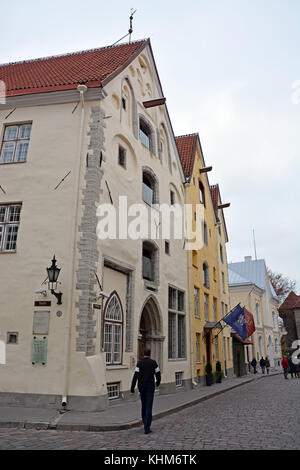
[184,181,197,387]
[61,84,88,408]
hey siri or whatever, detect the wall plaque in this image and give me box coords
[34,301,51,307]
[33,311,50,335]
[31,337,47,365]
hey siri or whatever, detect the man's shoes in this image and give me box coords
[144,429,152,434]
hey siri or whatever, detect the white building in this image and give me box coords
[0,39,190,410]
[228,256,281,369]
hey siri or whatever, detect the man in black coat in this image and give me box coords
[131,348,161,434]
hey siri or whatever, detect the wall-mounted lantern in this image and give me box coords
[47,255,62,305]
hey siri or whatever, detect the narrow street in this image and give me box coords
[0,375,299,450]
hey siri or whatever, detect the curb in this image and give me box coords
[0,373,282,433]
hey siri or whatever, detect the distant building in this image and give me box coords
[278,291,300,353]
[228,256,282,371]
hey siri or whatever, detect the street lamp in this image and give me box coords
[47,255,62,305]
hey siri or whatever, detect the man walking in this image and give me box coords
[131,348,161,434]
[260,356,266,374]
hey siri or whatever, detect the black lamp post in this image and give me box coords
[47,255,62,305]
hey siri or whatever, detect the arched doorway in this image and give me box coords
[138,296,164,369]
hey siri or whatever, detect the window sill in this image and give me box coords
[106,365,129,370]
[0,250,17,254]
[0,161,26,165]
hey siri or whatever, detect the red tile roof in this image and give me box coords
[0,39,148,97]
[175,134,198,179]
[279,291,300,310]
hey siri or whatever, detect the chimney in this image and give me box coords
[244,256,252,262]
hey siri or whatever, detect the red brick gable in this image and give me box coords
[175,134,198,179]
[279,291,300,310]
[0,39,148,97]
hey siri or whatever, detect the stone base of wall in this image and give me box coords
[0,392,109,412]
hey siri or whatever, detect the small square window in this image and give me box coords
[175,372,183,387]
[165,241,170,255]
[107,382,120,400]
[7,332,18,344]
[118,146,126,168]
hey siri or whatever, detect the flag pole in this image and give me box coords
[213,303,242,338]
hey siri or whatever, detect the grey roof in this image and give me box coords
[228,257,278,301]
[228,269,253,287]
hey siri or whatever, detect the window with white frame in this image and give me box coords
[196,333,201,363]
[0,204,22,252]
[107,382,120,400]
[272,311,277,329]
[168,286,186,359]
[175,371,183,387]
[103,293,123,365]
[204,293,209,321]
[203,262,209,288]
[256,302,261,325]
[0,124,32,164]
[194,287,200,318]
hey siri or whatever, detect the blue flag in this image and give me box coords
[223,305,248,340]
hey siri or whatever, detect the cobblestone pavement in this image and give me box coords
[0,375,299,450]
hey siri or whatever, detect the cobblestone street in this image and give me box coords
[0,375,299,450]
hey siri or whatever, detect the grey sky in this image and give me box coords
[1,0,299,293]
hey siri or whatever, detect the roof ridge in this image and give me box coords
[175,133,198,139]
[0,38,148,68]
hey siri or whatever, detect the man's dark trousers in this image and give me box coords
[140,388,154,433]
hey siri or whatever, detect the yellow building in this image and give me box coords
[176,134,233,384]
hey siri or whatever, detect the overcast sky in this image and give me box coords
[1,0,299,293]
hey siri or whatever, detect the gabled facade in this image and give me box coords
[278,291,300,353]
[228,257,282,368]
[0,39,190,410]
[176,134,233,382]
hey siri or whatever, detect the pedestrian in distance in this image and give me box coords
[130,348,161,435]
[260,356,266,374]
[281,356,289,379]
[251,358,257,374]
[288,356,297,378]
[265,356,270,375]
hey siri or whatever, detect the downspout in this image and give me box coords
[215,222,227,377]
[184,181,197,387]
[61,84,87,407]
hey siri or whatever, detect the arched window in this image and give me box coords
[258,336,263,356]
[103,293,123,365]
[203,262,210,288]
[256,302,261,325]
[139,116,155,154]
[142,169,159,206]
[199,181,205,206]
[142,241,159,284]
[272,311,277,329]
[203,222,208,246]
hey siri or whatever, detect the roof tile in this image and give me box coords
[0,40,148,97]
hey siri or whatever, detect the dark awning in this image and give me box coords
[204,321,222,330]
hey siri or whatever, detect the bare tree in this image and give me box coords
[267,268,297,304]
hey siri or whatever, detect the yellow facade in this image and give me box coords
[178,135,233,383]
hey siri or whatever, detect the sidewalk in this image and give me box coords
[0,370,281,432]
